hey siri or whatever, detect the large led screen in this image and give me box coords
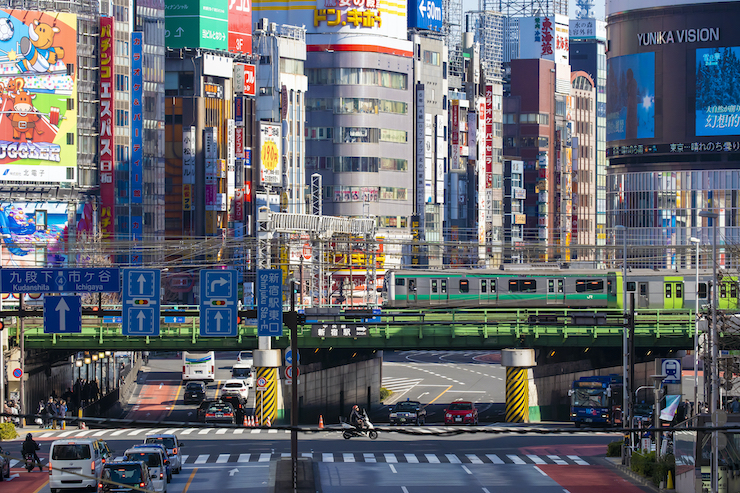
[606,52,655,141]
[696,47,740,136]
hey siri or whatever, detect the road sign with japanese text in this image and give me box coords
[257,269,282,336]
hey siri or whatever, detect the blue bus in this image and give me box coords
[569,375,623,427]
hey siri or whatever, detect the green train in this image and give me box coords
[382,268,738,311]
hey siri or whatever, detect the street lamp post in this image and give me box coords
[616,224,629,461]
[690,237,701,416]
[699,209,719,493]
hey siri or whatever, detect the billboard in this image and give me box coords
[606,52,655,141]
[100,16,115,240]
[259,122,281,185]
[519,15,569,65]
[408,0,442,32]
[0,10,77,183]
[228,0,252,54]
[0,202,69,267]
[696,47,740,136]
[131,32,143,206]
[165,0,228,51]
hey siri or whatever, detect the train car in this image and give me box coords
[383,268,732,311]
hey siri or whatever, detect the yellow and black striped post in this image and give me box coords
[505,367,528,423]
[254,367,278,425]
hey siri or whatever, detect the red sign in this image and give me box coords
[228,0,252,54]
[245,181,252,203]
[244,64,256,96]
[99,16,115,240]
[541,17,553,56]
[234,188,244,221]
[235,127,244,158]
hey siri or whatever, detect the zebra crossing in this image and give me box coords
[34,428,291,439]
[381,376,423,394]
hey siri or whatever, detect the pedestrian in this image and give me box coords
[48,397,59,429]
[731,397,740,414]
[59,400,68,427]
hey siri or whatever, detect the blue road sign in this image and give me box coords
[122,269,161,337]
[257,269,283,336]
[164,316,186,324]
[285,349,299,366]
[661,358,681,385]
[200,270,238,337]
[44,296,82,334]
[1,268,120,293]
[408,0,442,32]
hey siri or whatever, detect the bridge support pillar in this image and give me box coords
[502,349,536,423]
[254,350,282,426]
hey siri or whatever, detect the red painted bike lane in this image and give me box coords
[126,378,182,422]
[539,465,651,492]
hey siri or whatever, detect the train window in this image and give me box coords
[548,279,555,293]
[665,284,672,298]
[481,280,487,293]
[521,280,536,292]
[698,283,708,298]
[721,284,727,298]
[640,283,647,296]
[395,278,405,286]
[576,280,585,293]
[508,280,518,292]
[676,284,683,299]
[627,282,636,291]
[459,280,469,293]
[431,280,438,293]
[608,280,613,294]
[587,280,604,292]
[408,279,417,292]
[441,280,447,293]
[491,280,496,292]
[732,283,738,299]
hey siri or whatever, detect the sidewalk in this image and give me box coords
[604,456,674,492]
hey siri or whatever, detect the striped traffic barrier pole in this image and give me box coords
[502,349,536,424]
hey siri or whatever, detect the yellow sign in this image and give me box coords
[262,141,279,170]
[314,8,381,28]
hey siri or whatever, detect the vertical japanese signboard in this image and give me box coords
[257,269,283,336]
[244,64,256,96]
[131,32,143,206]
[228,0,252,54]
[450,100,461,171]
[478,97,486,245]
[415,84,425,230]
[485,85,494,225]
[259,122,282,185]
[99,16,115,240]
[183,126,195,211]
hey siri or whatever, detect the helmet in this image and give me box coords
[26,433,33,440]
[353,405,359,410]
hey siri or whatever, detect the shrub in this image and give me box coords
[630,450,675,486]
[607,440,623,457]
[0,423,17,441]
[379,387,392,402]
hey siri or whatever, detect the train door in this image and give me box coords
[638,282,649,308]
[663,279,684,309]
[547,278,565,304]
[718,280,738,310]
[479,279,498,305]
[407,279,417,304]
[430,279,448,305]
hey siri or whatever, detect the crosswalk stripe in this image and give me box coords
[486,454,504,464]
[405,454,419,463]
[194,455,209,464]
[148,429,164,435]
[181,455,188,463]
[9,460,18,468]
[507,455,525,464]
[258,453,270,462]
[446,454,461,464]
[39,432,55,438]
[127,429,146,436]
[302,453,313,459]
[466,454,483,464]
[547,455,567,465]
[527,455,546,465]
[162,428,180,434]
[93,430,109,436]
[75,430,94,437]
[217,454,229,463]
[250,429,261,434]
[233,429,244,434]
[281,453,290,458]
[216,429,227,435]
[180,429,196,435]
[238,454,250,463]
[198,429,210,435]
[268,429,278,434]
[567,455,589,466]
[364,453,376,463]
[343,453,355,463]
[323,453,334,463]
[384,453,397,463]
[56,430,77,438]
[425,454,440,464]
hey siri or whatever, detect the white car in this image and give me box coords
[221,379,249,400]
[231,363,254,387]
[236,351,253,364]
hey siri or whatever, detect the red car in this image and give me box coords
[444,401,479,425]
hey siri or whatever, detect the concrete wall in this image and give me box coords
[530,360,657,421]
[280,357,381,425]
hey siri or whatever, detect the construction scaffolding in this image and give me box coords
[466,11,505,82]
[443,0,464,87]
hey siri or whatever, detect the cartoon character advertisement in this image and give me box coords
[0,10,77,183]
[0,202,69,268]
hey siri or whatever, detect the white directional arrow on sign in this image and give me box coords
[137,311,146,332]
[138,274,147,294]
[215,311,223,331]
[175,26,184,37]
[419,1,426,16]
[211,277,228,292]
[55,298,70,332]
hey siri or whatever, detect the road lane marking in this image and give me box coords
[168,382,183,417]
[548,455,567,465]
[194,455,209,464]
[462,465,473,475]
[233,429,244,434]
[302,453,313,458]
[343,453,355,462]
[56,430,77,437]
[405,454,418,463]
[527,455,546,465]
[534,466,548,477]
[482,489,491,493]
[364,453,376,463]
[217,454,229,463]
[401,486,408,493]
[446,454,461,464]
[238,454,250,462]
[182,467,198,493]
[425,454,440,463]
[426,385,453,406]
[322,453,334,462]
[32,480,49,493]
[198,429,210,435]
[389,464,397,473]
[268,429,278,434]
[567,455,589,465]
[75,430,94,437]
[39,432,54,438]
[127,429,146,436]
[384,453,398,463]
[507,455,525,464]
[216,429,227,434]
[93,430,109,436]
[466,454,483,464]
[181,428,196,435]
[181,455,188,463]
[214,380,222,400]
[258,453,270,462]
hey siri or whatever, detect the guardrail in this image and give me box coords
[5,308,697,350]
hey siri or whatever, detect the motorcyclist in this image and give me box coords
[22,433,42,471]
[349,405,364,431]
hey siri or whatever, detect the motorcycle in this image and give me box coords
[342,410,378,440]
[23,452,35,473]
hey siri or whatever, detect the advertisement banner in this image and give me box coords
[228,0,252,54]
[234,188,244,221]
[100,16,115,240]
[183,126,196,185]
[606,52,655,141]
[696,47,740,136]
[0,202,69,267]
[165,0,228,51]
[234,96,244,126]
[259,122,282,185]
[235,126,244,158]
[450,100,461,171]
[244,64,256,96]
[131,32,143,205]
[183,184,192,211]
[0,10,78,183]
[415,84,425,227]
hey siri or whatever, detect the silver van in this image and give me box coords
[49,438,111,492]
[123,446,168,493]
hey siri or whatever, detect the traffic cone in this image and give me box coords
[61,420,66,431]
[249,416,254,427]
[243,415,249,427]
[79,421,86,430]
[319,415,324,429]
[667,470,674,489]
[265,416,271,428]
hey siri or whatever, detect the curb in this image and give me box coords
[604,457,675,492]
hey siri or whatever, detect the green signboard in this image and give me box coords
[165,0,228,50]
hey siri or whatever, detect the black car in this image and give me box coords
[197,400,216,422]
[219,395,247,423]
[184,381,206,404]
[389,400,427,425]
[204,402,236,424]
[99,461,154,493]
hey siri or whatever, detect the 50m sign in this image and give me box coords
[259,122,281,185]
